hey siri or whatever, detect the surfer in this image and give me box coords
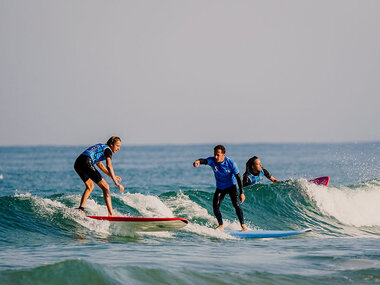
[193,145,247,231]
[74,136,124,216]
[243,156,278,187]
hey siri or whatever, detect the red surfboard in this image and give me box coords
[87,216,189,232]
[308,176,330,186]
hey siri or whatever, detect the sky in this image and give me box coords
[1,0,379,146]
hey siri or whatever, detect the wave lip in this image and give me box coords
[304,181,380,227]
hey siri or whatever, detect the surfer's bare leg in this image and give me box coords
[79,179,94,208]
[97,179,115,217]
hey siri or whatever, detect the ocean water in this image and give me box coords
[0,143,379,284]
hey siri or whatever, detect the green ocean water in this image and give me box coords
[0,143,379,284]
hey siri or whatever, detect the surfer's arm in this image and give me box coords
[193,158,208,167]
[235,173,245,203]
[269,176,278,182]
[96,160,121,182]
[235,174,244,195]
[104,158,122,184]
[96,161,110,176]
[98,159,124,192]
[263,168,278,182]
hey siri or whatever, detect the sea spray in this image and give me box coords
[118,192,174,218]
[304,182,380,227]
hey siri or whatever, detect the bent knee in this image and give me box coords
[85,181,95,191]
[97,180,110,191]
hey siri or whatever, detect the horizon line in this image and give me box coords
[0,140,379,148]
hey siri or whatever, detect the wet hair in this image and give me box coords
[245,156,259,174]
[106,136,121,147]
[214,145,226,154]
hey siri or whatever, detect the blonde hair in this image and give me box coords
[106,136,121,146]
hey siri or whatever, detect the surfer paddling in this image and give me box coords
[74,136,124,216]
[193,145,247,231]
[243,156,278,187]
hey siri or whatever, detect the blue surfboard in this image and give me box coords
[225,228,311,239]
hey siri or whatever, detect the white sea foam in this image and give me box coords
[0,174,3,180]
[14,192,111,235]
[163,191,243,238]
[304,182,380,227]
[118,192,174,217]
[15,192,67,214]
[166,191,256,230]
[164,191,214,221]
[184,223,237,239]
[117,191,244,239]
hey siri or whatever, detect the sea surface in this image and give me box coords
[0,143,379,284]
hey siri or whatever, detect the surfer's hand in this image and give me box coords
[240,193,245,203]
[193,160,200,167]
[115,176,122,182]
[116,183,124,192]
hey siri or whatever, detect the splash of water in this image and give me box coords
[304,182,380,227]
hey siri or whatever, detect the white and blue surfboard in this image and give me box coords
[225,228,311,239]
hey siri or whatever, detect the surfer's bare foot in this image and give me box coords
[241,224,248,231]
[77,206,85,215]
[214,225,224,231]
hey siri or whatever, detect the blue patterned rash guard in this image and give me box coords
[81,143,112,164]
[206,156,240,190]
[243,168,272,187]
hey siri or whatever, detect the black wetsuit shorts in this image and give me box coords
[74,154,102,184]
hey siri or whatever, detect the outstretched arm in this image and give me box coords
[269,176,279,182]
[193,158,208,167]
[263,168,278,183]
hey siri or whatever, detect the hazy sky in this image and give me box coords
[1,1,379,146]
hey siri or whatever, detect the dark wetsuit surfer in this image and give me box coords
[193,145,247,231]
[74,144,113,184]
[74,137,124,217]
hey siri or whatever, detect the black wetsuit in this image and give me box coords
[198,158,245,226]
[213,184,244,226]
[74,148,112,183]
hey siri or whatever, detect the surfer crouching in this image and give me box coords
[74,136,124,216]
[193,145,247,231]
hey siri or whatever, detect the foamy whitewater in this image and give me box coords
[0,143,379,284]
